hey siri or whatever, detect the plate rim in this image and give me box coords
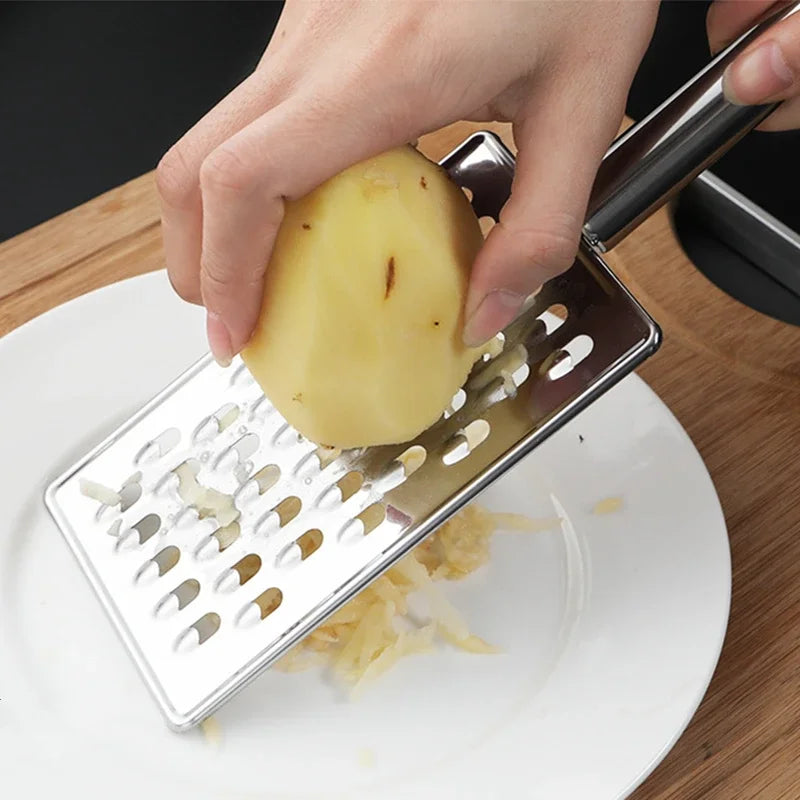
[0,271,732,799]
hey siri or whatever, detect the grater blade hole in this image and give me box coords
[214,521,240,549]
[214,432,260,471]
[255,511,279,537]
[543,334,594,380]
[337,472,364,502]
[358,503,387,535]
[444,389,467,419]
[278,529,323,567]
[118,481,142,512]
[470,343,528,392]
[176,612,221,652]
[136,546,180,585]
[117,513,161,550]
[135,428,181,465]
[195,521,241,559]
[471,351,530,403]
[273,496,302,527]
[215,403,240,432]
[254,497,302,536]
[542,351,570,380]
[234,462,276,504]
[193,403,240,442]
[234,432,259,459]
[511,362,531,388]
[340,503,387,542]
[155,428,181,456]
[481,332,506,363]
[298,529,323,559]
[442,420,491,466]
[317,472,363,509]
[273,422,297,447]
[155,579,200,619]
[153,469,177,498]
[237,587,283,626]
[374,447,425,493]
[276,543,302,568]
[396,445,426,477]
[253,464,281,494]
[216,554,262,592]
[356,503,386,536]
[193,417,218,443]
[478,216,496,238]
[235,554,262,583]
[249,395,272,422]
[294,451,320,480]
[123,471,143,487]
[233,480,259,508]
[538,304,568,335]
[565,333,594,363]
[215,521,241,551]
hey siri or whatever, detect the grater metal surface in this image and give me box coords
[45,132,659,731]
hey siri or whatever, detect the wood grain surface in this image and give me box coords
[1,121,799,799]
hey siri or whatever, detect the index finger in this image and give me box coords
[197,88,425,364]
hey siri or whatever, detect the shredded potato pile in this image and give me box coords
[78,470,562,697]
[276,504,559,695]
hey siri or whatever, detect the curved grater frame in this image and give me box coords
[45,131,660,731]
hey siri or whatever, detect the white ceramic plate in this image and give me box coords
[0,273,730,800]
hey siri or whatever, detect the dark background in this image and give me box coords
[0,0,797,241]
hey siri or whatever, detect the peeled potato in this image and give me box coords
[241,145,486,448]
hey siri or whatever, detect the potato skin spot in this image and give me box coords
[385,257,396,299]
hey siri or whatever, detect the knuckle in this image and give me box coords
[506,214,581,278]
[199,262,231,299]
[156,145,196,208]
[199,247,233,293]
[167,269,201,305]
[199,146,257,196]
[200,251,266,296]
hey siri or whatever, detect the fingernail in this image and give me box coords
[206,311,233,367]
[724,40,794,105]
[463,290,525,347]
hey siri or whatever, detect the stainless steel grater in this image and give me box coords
[44,3,798,732]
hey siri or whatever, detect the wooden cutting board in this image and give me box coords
[1,120,799,800]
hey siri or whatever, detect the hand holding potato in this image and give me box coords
[157,0,660,364]
[158,0,800,374]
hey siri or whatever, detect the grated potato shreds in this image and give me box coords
[592,496,624,515]
[276,503,560,694]
[199,716,222,748]
[79,478,121,507]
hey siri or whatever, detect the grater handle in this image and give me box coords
[584,1,800,253]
